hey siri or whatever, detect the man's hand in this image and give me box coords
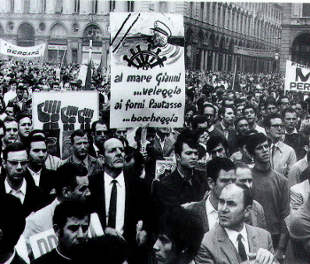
[136,220,147,246]
[255,248,275,264]
[274,248,286,263]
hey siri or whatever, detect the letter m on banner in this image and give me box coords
[296,68,310,82]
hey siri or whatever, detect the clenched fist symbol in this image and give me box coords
[37,101,61,130]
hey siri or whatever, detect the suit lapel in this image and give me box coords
[197,199,209,233]
[216,225,241,263]
[246,224,258,254]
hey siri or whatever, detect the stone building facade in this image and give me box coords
[280,3,310,72]
[0,1,282,73]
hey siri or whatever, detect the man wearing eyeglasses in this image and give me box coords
[0,142,49,216]
[89,119,110,158]
[265,113,296,177]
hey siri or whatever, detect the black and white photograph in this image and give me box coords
[0,0,308,263]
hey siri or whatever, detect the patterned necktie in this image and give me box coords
[108,180,117,228]
[237,234,247,262]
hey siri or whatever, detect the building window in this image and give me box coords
[110,0,115,11]
[159,2,167,13]
[200,2,204,21]
[190,2,193,17]
[91,0,97,14]
[74,0,80,13]
[24,0,30,13]
[55,0,63,14]
[128,1,134,12]
[42,0,46,13]
[9,0,14,12]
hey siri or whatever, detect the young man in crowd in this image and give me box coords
[246,133,289,262]
[265,113,297,177]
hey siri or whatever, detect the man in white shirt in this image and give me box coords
[0,142,49,217]
[24,134,56,198]
[184,157,236,232]
[89,137,150,260]
[195,183,275,264]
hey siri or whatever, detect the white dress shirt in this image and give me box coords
[5,178,27,204]
[206,196,218,230]
[27,167,42,187]
[104,171,126,234]
[224,225,250,259]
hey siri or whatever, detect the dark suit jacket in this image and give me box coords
[195,223,274,264]
[185,196,267,233]
[12,254,27,264]
[213,123,239,155]
[147,136,175,160]
[153,169,208,215]
[89,169,151,246]
[24,167,57,196]
[0,175,50,217]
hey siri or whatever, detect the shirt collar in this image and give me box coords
[224,224,248,243]
[4,177,26,195]
[3,249,16,264]
[27,167,42,176]
[206,195,217,215]
[72,154,88,167]
[285,128,298,135]
[104,171,125,188]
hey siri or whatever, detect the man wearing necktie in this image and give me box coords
[195,183,275,264]
[89,137,151,263]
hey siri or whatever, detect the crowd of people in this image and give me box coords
[0,58,309,264]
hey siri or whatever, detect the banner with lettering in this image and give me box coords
[32,92,99,159]
[285,60,310,92]
[110,12,185,128]
[0,39,46,58]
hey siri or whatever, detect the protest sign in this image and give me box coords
[32,92,99,159]
[0,39,46,58]
[285,60,310,92]
[29,229,57,259]
[110,12,185,128]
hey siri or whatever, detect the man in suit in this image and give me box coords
[147,128,175,160]
[64,129,103,177]
[214,106,238,154]
[89,137,150,259]
[283,107,308,160]
[0,194,27,264]
[265,113,297,177]
[154,129,208,214]
[0,142,49,216]
[23,163,91,249]
[89,119,110,158]
[185,157,236,233]
[25,134,56,198]
[195,183,275,264]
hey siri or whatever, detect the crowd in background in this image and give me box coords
[0,58,310,264]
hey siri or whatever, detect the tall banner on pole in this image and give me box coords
[110,12,185,128]
[285,60,310,92]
